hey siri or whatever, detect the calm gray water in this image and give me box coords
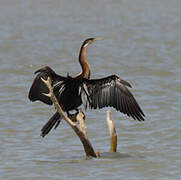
[0,0,181,179]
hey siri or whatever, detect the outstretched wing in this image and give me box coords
[28,66,67,105]
[80,75,145,121]
[28,71,52,105]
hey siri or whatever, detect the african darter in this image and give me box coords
[29,38,145,137]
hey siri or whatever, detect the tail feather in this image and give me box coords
[41,112,61,137]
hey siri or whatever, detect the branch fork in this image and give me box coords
[41,77,117,157]
[41,77,98,157]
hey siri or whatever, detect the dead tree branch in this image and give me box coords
[106,110,117,152]
[41,77,98,158]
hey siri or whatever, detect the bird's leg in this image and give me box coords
[67,111,78,122]
[67,109,87,138]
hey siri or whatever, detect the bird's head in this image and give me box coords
[82,37,104,48]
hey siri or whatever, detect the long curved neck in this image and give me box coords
[78,45,90,79]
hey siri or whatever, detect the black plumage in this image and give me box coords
[80,75,144,121]
[28,38,145,137]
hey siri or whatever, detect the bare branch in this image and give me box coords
[41,77,98,157]
[106,110,117,152]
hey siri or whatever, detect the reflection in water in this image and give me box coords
[0,0,181,179]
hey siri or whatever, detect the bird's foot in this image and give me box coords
[67,109,85,122]
[67,112,78,122]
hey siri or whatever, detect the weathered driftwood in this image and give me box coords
[106,110,117,152]
[41,77,98,158]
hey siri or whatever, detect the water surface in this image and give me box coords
[0,0,181,179]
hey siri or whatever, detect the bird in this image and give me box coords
[28,38,145,137]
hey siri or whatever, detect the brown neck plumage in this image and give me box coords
[78,45,90,79]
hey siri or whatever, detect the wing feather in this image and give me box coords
[81,75,145,121]
[28,66,67,105]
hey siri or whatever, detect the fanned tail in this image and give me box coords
[41,112,61,137]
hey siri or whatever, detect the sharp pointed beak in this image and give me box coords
[93,37,104,41]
